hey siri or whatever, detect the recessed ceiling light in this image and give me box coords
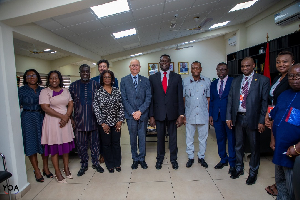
[93,63,96,65]
[209,21,230,29]
[91,0,130,18]
[113,28,136,39]
[135,53,142,56]
[229,0,258,12]
[44,49,51,51]
[50,51,57,54]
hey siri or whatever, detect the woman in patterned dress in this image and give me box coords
[93,70,125,173]
[18,69,52,182]
[40,70,75,183]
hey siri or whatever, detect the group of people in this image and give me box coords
[19,53,299,199]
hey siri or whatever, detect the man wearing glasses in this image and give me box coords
[120,59,151,169]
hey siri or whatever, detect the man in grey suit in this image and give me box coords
[226,57,270,185]
[149,54,185,170]
[120,59,152,169]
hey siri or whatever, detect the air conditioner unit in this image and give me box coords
[274,2,300,26]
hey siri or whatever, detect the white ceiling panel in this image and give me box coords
[164,0,197,13]
[131,4,164,19]
[134,15,163,28]
[129,0,163,10]
[66,20,104,34]
[35,19,64,31]
[51,27,76,38]
[99,12,134,27]
[52,9,94,26]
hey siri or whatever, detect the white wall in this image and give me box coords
[245,0,299,47]
[15,54,51,74]
[112,36,226,84]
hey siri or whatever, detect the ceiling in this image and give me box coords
[7,0,281,64]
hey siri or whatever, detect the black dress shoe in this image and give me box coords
[186,159,194,168]
[93,165,104,173]
[198,158,208,168]
[230,169,244,179]
[115,167,121,172]
[214,161,228,169]
[228,167,235,175]
[108,168,114,173]
[77,167,88,176]
[131,161,139,169]
[140,161,148,169]
[155,161,163,170]
[246,175,257,185]
[171,161,179,170]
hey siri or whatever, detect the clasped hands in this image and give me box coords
[132,110,142,120]
[59,114,70,128]
[102,121,122,134]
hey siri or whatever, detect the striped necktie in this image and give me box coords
[219,79,224,98]
[133,76,137,90]
[241,77,249,108]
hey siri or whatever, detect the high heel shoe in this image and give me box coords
[34,171,44,183]
[43,170,53,178]
[54,175,67,183]
[63,169,73,179]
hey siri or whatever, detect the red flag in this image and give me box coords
[264,42,271,85]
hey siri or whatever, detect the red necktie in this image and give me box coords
[162,71,167,93]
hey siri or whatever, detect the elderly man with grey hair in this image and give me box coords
[120,59,152,169]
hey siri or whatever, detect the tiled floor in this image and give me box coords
[21,124,276,200]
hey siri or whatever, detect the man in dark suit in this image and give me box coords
[209,63,236,174]
[120,59,151,169]
[226,57,270,185]
[149,54,184,170]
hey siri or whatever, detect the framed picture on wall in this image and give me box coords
[178,62,189,74]
[148,63,159,76]
[169,62,174,72]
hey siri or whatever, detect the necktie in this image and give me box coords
[133,76,137,90]
[219,79,224,98]
[241,77,249,108]
[162,72,167,93]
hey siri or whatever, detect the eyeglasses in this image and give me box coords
[216,69,227,72]
[103,76,111,79]
[26,74,37,78]
[288,73,300,80]
[130,64,140,68]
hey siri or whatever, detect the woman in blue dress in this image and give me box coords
[18,69,52,182]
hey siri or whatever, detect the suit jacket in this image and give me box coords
[209,77,233,122]
[149,71,184,121]
[268,75,290,105]
[226,73,270,129]
[120,74,151,121]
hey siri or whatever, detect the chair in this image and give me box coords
[0,152,12,200]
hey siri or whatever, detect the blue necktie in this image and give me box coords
[133,76,137,90]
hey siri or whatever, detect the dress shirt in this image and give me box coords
[217,75,229,95]
[270,78,281,97]
[93,86,125,126]
[131,74,139,85]
[160,69,170,86]
[183,75,211,124]
[69,79,100,131]
[238,71,254,112]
